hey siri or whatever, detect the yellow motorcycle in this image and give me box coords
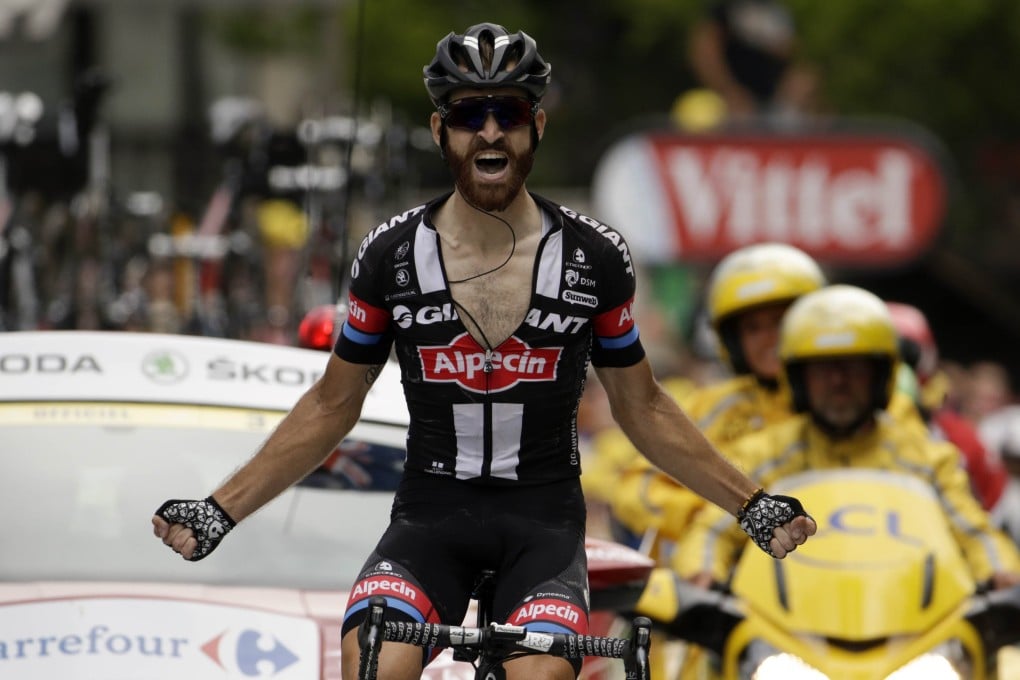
[636,469,1020,680]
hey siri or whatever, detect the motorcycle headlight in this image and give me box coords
[743,639,970,680]
[884,640,969,680]
[752,652,828,679]
[742,641,828,679]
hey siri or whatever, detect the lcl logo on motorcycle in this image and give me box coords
[828,504,924,547]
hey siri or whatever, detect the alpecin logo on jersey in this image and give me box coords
[419,333,562,393]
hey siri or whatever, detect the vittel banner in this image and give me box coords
[592,127,948,266]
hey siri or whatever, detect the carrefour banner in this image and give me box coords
[592,126,948,266]
[0,597,320,679]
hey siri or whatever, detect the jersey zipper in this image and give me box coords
[481,348,493,477]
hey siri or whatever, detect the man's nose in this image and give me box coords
[824,363,854,384]
[478,113,504,140]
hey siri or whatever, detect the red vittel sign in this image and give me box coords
[592,129,948,266]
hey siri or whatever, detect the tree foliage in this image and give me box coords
[332,0,1019,238]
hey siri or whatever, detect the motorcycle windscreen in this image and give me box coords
[730,469,975,641]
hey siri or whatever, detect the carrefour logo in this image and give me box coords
[202,629,298,676]
[0,624,300,678]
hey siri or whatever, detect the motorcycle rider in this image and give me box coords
[599,243,826,549]
[585,243,825,679]
[673,285,1020,590]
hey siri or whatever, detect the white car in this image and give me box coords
[0,330,652,679]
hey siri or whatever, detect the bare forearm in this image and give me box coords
[614,387,757,516]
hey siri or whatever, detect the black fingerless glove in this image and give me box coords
[155,496,236,561]
[737,489,809,557]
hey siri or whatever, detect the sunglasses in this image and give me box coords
[439,96,537,131]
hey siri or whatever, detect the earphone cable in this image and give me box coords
[446,199,517,285]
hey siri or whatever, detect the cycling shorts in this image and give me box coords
[342,473,589,668]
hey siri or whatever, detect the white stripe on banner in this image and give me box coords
[489,402,523,480]
[415,224,446,293]
[453,403,484,479]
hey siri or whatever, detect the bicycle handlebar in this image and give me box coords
[359,596,652,680]
[381,620,634,658]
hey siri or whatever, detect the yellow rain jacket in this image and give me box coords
[581,376,697,508]
[673,412,1020,584]
[606,375,794,542]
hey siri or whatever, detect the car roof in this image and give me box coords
[0,330,408,427]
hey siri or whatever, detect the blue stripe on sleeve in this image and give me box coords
[341,320,384,345]
[341,596,426,626]
[597,326,640,349]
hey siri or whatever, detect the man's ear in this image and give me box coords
[430,111,443,148]
[534,108,547,141]
[430,111,447,160]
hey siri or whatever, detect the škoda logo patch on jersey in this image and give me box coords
[418,333,562,393]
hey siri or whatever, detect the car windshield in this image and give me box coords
[0,403,401,590]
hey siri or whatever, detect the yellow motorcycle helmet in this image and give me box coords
[779,284,900,413]
[707,243,826,375]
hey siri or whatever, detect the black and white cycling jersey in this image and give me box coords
[335,192,644,485]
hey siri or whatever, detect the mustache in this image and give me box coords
[468,137,511,155]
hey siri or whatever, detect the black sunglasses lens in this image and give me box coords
[445,97,533,130]
[445,101,487,130]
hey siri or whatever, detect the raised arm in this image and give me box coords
[152,354,383,560]
[595,360,754,515]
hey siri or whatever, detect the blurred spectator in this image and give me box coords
[145,260,182,334]
[886,301,1009,512]
[687,0,822,126]
[979,405,1020,546]
[962,361,1015,427]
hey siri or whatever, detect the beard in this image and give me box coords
[445,134,534,212]
[810,395,874,438]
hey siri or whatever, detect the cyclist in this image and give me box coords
[672,285,1020,591]
[604,243,826,554]
[152,23,816,680]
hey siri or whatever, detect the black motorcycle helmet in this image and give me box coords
[423,23,551,107]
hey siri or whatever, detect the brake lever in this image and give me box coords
[623,616,652,680]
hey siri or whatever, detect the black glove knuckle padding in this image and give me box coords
[738,492,809,557]
[155,496,235,561]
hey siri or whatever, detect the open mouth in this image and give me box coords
[474,152,509,175]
